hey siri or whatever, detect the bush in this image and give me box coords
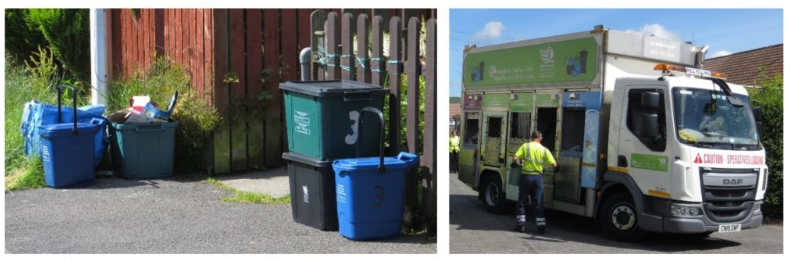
[4,9,47,64]
[26,9,90,85]
[109,56,222,174]
[749,73,783,219]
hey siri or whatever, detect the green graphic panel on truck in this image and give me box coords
[510,93,534,112]
[481,93,510,108]
[631,153,669,172]
[464,37,598,88]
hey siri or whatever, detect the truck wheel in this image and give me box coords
[600,192,647,242]
[481,174,507,213]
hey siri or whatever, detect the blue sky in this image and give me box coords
[449,9,784,96]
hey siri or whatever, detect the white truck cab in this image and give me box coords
[604,66,766,238]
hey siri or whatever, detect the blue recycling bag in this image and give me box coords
[20,100,108,167]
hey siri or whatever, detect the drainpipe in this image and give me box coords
[299,47,311,81]
[91,9,111,105]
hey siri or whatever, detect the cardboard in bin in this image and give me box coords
[112,91,178,124]
[140,91,178,120]
[108,108,166,124]
[130,96,150,114]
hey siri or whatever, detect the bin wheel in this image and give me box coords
[482,174,507,214]
[599,192,647,242]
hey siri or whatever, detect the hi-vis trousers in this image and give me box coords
[516,174,545,228]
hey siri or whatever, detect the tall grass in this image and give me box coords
[5,49,73,175]
[5,48,91,188]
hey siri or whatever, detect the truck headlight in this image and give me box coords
[762,168,768,191]
[671,205,703,217]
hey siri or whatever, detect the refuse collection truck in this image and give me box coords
[458,26,767,241]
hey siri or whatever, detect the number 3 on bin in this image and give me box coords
[345,111,359,145]
[372,185,385,207]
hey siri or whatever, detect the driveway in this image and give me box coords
[449,173,783,254]
[5,175,435,253]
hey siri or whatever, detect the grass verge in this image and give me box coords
[5,156,46,191]
[205,178,291,205]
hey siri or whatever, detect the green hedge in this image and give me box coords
[749,73,783,219]
[27,9,91,84]
[5,9,91,87]
[4,9,47,63]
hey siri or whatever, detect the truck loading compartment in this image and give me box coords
[536,107,557,152]
[557,107,586,204]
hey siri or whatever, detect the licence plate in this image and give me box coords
[719,224,741,233]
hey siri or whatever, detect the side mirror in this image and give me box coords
[638,113,659,139]
[642,92,660,110]
[756,121,764,140]
[753,106,764,122]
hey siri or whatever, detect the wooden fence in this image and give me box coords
[111,9,333,172]
[110,9,434,175]
[309,11,438,230]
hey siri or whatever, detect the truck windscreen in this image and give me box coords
[672,87,760,150]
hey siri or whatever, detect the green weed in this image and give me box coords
[205,178,290,205]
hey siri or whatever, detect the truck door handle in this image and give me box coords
[618,155,628,167]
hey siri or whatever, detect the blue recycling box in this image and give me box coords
[39,123,100,188]
[332,152,418,240]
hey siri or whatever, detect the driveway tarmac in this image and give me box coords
[5,175,435,254]
[449,173,782,254]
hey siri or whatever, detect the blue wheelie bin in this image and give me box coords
[332,107,419,240]
[39,85,100,188]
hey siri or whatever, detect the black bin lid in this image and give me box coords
[279,80,388,97]
[282,152,333,168]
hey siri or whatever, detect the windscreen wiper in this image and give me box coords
[711,78,746,107]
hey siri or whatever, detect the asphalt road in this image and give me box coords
[449,173,783,254]
[5,176,435,254]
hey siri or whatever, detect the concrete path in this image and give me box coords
[217,167,290,198]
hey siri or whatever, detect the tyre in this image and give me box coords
[600,192,647,242]
[481,174,507,213]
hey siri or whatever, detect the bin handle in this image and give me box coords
[397,152,418,166]
[343,91,373,102]
[357,107,385,174]
[135,124,166,132]
[57,84,78,135]
[90,117,105,125]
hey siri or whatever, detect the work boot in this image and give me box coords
[537,226,545,235]
[514,225,525,233]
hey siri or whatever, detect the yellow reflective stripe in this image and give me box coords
[607,166,628,173]
[582,163,596,167]
[648,190,670,198]
[521,143,544,164]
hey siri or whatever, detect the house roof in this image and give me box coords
[450,103,461,118]
[703,44,783,87]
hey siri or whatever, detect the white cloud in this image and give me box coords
[709,50,733,58]
[625,24,682,42]
[475,22,505,39]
